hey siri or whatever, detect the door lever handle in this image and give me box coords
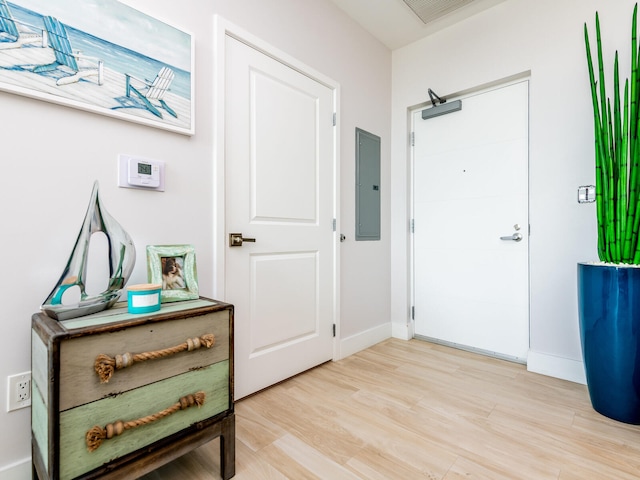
[500,232,523,242]
[229,233,256,247]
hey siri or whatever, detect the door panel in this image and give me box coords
[413,81,529,361]
[252,71,318,222]
[225,36,335,399]
[250,252,319,351]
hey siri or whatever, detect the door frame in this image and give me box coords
[408,74,531,359]
[213,16,341,361]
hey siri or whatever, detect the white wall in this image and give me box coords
[0,0,391,473]
[391,0,632,381]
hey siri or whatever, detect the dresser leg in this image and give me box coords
[220,413,236,479]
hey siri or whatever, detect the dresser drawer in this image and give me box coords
[59,363,229,480]
[58,310,229,410]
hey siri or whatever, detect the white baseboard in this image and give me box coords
[527,350,587,385]
[338,323,392,359]
[385,325,586,386]
[0,457,31,480]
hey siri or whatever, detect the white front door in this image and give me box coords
[412,80,529,361]
[224,35,337,399]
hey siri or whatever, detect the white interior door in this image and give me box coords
[413,80,529,361]
[224,36,336,399]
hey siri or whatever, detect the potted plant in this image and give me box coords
[580,3,640,424]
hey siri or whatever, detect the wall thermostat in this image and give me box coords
[118,154,165,191]
[128,157,160,187]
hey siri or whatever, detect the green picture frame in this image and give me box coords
[146,244,199,302]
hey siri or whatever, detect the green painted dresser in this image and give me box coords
[31,297,235,480]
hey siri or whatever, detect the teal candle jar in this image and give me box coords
[127,284,162,314]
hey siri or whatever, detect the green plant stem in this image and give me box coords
[585,5,640,264]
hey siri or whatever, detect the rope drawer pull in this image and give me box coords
[86,391,206,452]
[94,334,215,383]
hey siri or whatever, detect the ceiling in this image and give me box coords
[328,0,508,50]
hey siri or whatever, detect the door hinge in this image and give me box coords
[333,112,336,126]
[410,219,415,233]
[411,306,415,320]
[332,218,337,232]
[411,132,415,146]
[333,324,336,337]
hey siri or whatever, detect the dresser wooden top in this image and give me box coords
[33,297,232,335]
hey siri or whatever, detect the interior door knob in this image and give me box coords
[229,233,256,246]
[500,232,523,242]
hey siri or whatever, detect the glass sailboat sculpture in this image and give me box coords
[41,181,136,320]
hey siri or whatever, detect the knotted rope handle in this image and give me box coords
[86,391,205,452]
[94,334,215,383]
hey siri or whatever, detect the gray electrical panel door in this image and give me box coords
[356,128,381,241]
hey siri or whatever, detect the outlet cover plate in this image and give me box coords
[7,372,31,412]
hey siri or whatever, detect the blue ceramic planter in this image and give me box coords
[577,262,640,424]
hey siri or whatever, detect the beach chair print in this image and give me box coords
[0,0,46,49]
[125,66,178,119]
[32,16,103,86]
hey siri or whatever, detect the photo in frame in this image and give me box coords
[146,244,198,303]
[0,0,194,135]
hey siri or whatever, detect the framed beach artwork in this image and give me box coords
[0,0,194,135]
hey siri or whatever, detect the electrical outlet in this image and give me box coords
[7,372,31,412]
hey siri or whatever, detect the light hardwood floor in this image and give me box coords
[141,338,640,479]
